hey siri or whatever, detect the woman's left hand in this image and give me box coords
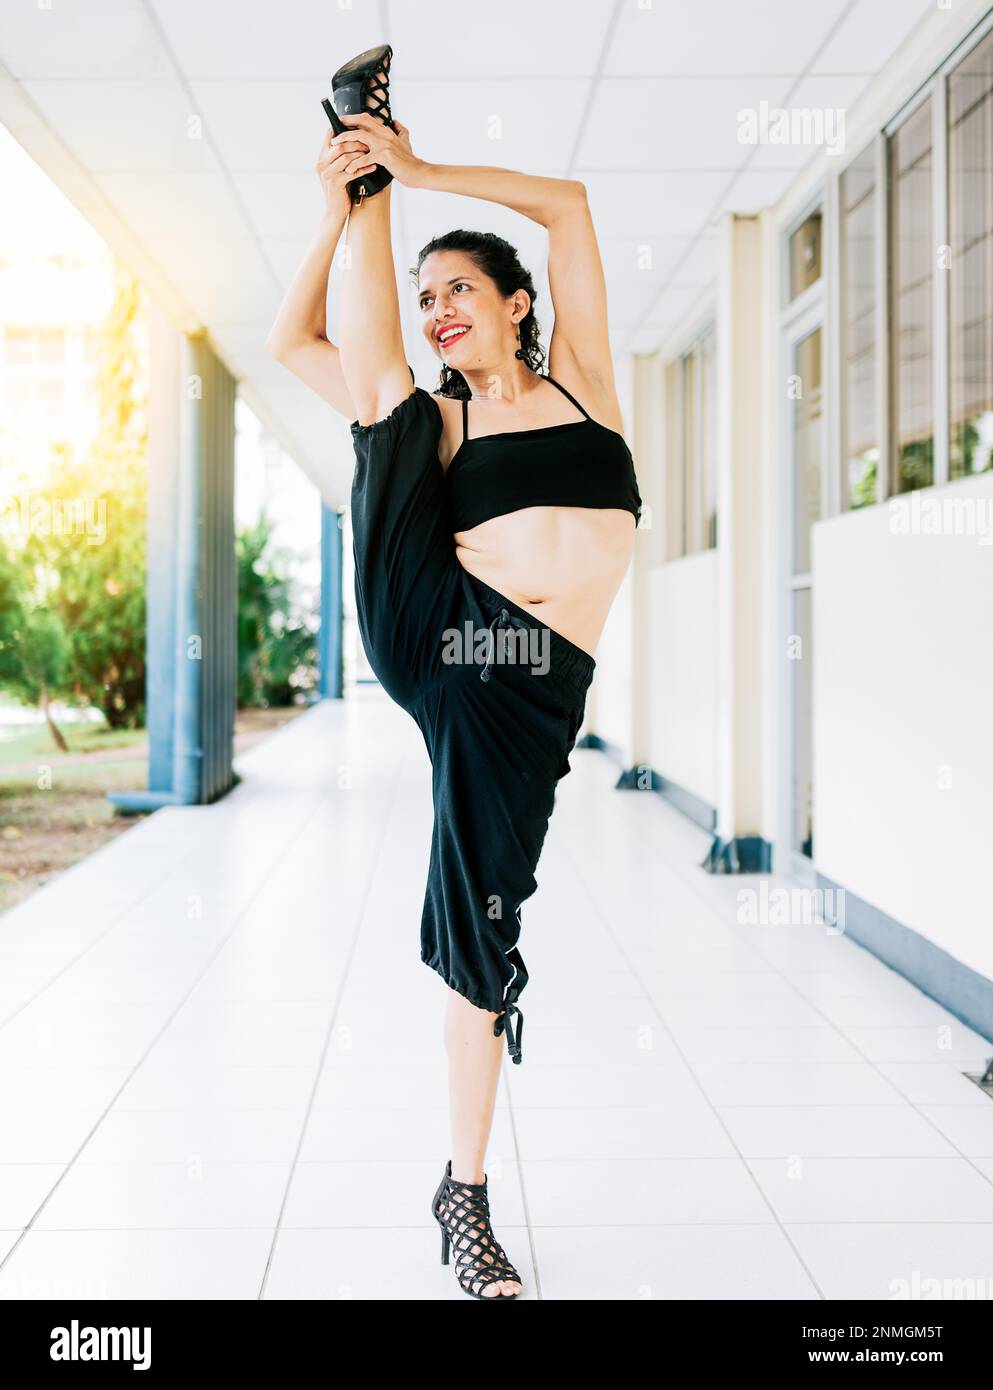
[331,112,425,188]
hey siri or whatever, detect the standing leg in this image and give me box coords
[442,989,523,1298]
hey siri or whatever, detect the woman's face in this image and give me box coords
[417,250,526,372]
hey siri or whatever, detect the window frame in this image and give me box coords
[664,322,718,561]
[829,6,993,510]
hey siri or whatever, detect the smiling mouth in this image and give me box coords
[437,326,470,347]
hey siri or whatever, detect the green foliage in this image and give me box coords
[0,543,28,687]
[849,453,878,509]
[0,266,148,735]
[236,514,318,708]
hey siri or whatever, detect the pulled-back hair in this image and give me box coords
[410,229,546,399]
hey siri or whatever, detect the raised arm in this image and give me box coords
[266,123,410,424]
[265,125,379,417]
[332,114,617,417]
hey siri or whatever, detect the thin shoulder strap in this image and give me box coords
[461,393,469,442]
[544,373,590,419]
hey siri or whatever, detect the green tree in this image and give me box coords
[0,544,71,750]
[27,269,148,728]
[236,515,318,708]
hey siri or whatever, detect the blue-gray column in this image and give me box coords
[110,323,236,811]
[319,503,344,699]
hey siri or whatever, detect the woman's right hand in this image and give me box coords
[315,124,376,219]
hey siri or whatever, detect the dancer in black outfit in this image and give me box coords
[268,56,641,1300]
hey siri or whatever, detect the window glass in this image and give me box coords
[5,330,33,365]
[949,30,993,477]
[682,350,697,554]
[792,327,823,576]
[889,98,934,492]
[788,210,822,300]
[841,145,879,507]
[700,328,717,548]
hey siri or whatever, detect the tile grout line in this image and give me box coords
[0,714,370,1277]
[619,789,993,1190]
[256,735,407,1300]
[547,805,829,1299]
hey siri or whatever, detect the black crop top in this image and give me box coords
[442,374,643,533]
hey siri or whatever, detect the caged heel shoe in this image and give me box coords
[431,1159,523,1300]
[320,42,395,205]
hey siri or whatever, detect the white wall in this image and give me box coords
[589,563,634,756]
[647,551,719,806]
[813,472,993,979]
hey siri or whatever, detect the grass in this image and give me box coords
[0,706,307,914]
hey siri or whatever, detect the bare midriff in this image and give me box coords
[452,505,637,657]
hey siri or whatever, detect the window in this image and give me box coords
[788,210,822,300]
[38,328,65,365]
[792,328,823,576]
[840,145,879,508]
[664,327,718,560]
[4,330,33,365]
[664,358,683,559]
[949,26,993,477]
[700,327,717,548]
[889,98,934,493]
[682,349,697,551]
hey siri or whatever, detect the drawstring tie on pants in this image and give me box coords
[479,608,530,683]
[493,999,524,1064]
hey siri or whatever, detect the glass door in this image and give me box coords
[785,318,823,878]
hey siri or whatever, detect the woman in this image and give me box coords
[267,98,641,1301]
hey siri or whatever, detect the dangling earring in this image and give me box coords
[514,327,525,360]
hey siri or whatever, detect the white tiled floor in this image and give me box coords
[1,692,991,1301]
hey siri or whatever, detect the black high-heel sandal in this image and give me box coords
[320,43,395,205]
[431,1159,523,1300]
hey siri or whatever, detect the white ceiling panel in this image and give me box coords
[746,74,875,170]
[576,75,796,171]
[95,171,255,257]
[392,0,614,76]
[598,236,699,287]
[583,171,731,236]
[0,0,172,81]
[180,246,280,326]
[604,0,850,76]
[388,78,586,174]
[191,80,331,172]
[23,78,219,173]
[812,0,935,75]
[602,285,662,329]
[262,237,326,288]
[643,282,714,330]
[147,0,379,81]
[675,236,720,288]
[233,170,327,238]
[398,189,547,249]
[711,167,796,218]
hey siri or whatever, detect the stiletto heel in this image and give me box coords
[430,1159,522,1300]
[321,42,395,205]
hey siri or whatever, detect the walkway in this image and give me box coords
[0,694,991,1300]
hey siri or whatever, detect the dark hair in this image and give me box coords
[410,229,546,399]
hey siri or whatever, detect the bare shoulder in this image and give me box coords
[547,350,625,435]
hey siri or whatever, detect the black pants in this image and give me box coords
[350,386,595,1064]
